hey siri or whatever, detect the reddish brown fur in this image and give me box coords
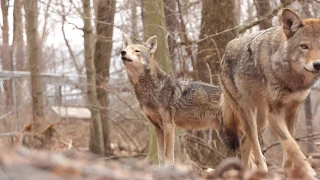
[122,35,222,165]
[219,9,320,179]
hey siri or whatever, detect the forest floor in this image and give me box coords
[0,119,319,179]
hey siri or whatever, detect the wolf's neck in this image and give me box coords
[149,57,169,79]
[132,58,172,99]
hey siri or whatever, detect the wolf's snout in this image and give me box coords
[313,61,320,71]
[121,51,126,56]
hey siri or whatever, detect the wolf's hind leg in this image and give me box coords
[241,109,268,172]
[240,136,256,170]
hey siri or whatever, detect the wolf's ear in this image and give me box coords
[282,9,303,38]
[123,34,132,49]
[144,36,157,54]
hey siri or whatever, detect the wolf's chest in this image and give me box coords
[141,104,162,128]
[280,90,310,104]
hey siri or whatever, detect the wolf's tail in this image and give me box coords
[219,119,240,151]
[218,93,241,151]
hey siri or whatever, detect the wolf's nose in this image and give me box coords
[121,51,126,56]
[313,61,320,71]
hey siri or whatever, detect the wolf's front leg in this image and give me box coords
[282,105,299,177]
[163,123,175,165]
[269,112,317,179]
[155,127,165,165]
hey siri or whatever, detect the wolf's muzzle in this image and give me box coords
[313,61,320,71]
[121,50,132,62]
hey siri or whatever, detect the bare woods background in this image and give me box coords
[0,0,319,168]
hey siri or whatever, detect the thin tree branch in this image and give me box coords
[184,133,227,159]
[40,0,52,45]
[60,0,83,74]
[263,132,320,154]
[97,153,147,160]
[239,2,290,33]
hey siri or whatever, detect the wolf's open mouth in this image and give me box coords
[122,57,133,62]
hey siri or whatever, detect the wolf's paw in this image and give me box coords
[288,165,317,180]
[306,167,318,180]
[258,162,268,173]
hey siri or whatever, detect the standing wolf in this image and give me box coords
[121,36,221,165]
[219,9,320,178]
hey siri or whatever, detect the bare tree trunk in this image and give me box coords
[300,1,312,18]
[13,0,25,71]
[304,95,314,153]
[24,0,45,125]
[196,0,237,85]
[81,0,104,155]
[280,0,291,7]
[12,0,25,130]
[142,0,174,164]
[164,0,178,75]
[177,0,196,79]
[254,0,272,30]
[191,0,237,167]
[131,1,139,38]
[94,0,116,156]
[1,0,13,110]
[142,0,171,73]
[164,0,188,162]
[40,0,52,46]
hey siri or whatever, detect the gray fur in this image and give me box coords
[121,36,221,165]
[219,9,320,179]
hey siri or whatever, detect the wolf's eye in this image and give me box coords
[300,44,308,49]
[135,50,140,53]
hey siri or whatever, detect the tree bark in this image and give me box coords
[254,0,272,30]
[176,0,196,79]
[164,0,178,75]
[196,0,237,85]
[12,0,25,130]
[142,0,171,73]
[131,1,139,38]
[1,0,13,110]
[191,0,237,167]
[94,0,116,156]
[300,1,312,18]
[280,0,291,7]
[142,0,174,164]
[24,0,45,124]
[13,0,25,71]
[81,0,104,155]
[304,95,314,153]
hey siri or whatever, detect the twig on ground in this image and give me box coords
[184,133,226,159]
[97,153,147,160]
[108,117,141,153]
[0,132,19,138]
